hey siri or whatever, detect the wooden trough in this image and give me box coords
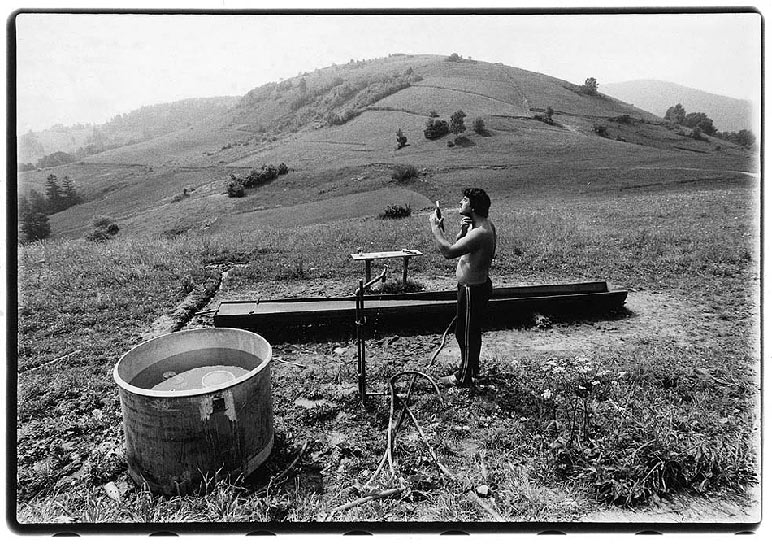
[213,281,627,340]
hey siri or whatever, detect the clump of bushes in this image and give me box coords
[609,114,635,124]
[534,106,555,125]
[424,118,449,140]
[379,203,412,219]
[391,164,418,182]
[593,124,609,138]
[86,216,119,242]
[226,179,245,198]
[226,162,290,197]
[473,117,487,135]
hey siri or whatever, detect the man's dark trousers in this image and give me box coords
[455,278,492,384]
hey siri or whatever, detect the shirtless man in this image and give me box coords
[429,188,497,387]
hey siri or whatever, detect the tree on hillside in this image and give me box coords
[583,77,599,95]
[28,189,47,214]
[683,112,717,136]
[20,207,50,242]
[60,176,81,208]
[665,103,687,125]
[450,110,467,137]
[473,117,486,134]
[736,129,756,148]
[396,128,408,149]
[44,174,62,214]
[447,53,462,62]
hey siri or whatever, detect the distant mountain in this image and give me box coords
[600,80,753,133]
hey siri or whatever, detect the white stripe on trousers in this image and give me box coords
[461,284,471,379]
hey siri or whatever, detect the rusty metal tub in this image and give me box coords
[113,328,273,495]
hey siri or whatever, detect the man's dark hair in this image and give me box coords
[463,188,491,217]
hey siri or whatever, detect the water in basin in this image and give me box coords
[131,347,261,391]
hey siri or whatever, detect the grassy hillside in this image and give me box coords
[17,97,240,164]
[18,54,757,242]
[16,54,757,244]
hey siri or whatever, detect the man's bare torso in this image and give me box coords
[456,221,496,285]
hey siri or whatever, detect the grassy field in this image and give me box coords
[14,170,760,525]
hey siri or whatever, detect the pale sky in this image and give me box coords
[13,9,763,133]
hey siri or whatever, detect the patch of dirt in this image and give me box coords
[476,290,696,362]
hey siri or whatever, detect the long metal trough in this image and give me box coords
[213,281,627,339]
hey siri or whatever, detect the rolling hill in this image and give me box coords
[17,96,240,165]
[600,79,754,133]
[17,54,756,241]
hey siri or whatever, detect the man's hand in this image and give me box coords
[459,217,473,237]
[429,212,444,231]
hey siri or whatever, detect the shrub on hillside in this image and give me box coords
[473,117,486,135]
[716,129,756,148]
[278,162,289,175]
[593,124,609,138]
[610,114,635,124]
[86,216,119,242]
[171,188,192,203]
[424,118,450,140]
[391,164,418,182]
[226,179,245,198]
[379,203,412,219]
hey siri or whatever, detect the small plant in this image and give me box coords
[278,162,289,175]
[593,124,609,138]
[379,203,412,219]
[86,216,119,242]
[391,164,418,182]
[378,277,425,294]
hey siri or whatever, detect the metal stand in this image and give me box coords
[354,266,389,404]
[356,279,366,403]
